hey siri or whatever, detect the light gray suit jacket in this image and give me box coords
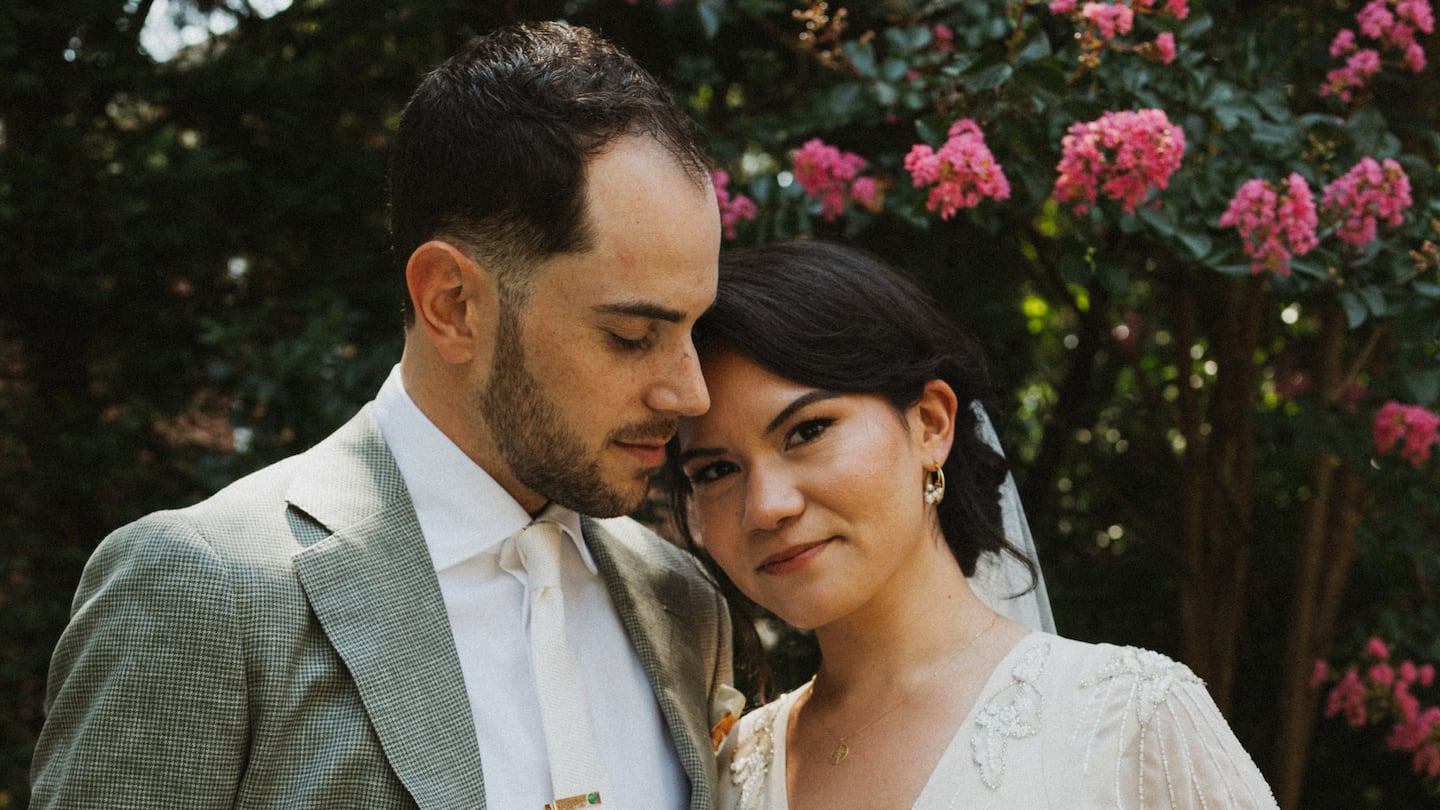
[31,405,733,809]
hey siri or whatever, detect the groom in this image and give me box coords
[31,22,731,809]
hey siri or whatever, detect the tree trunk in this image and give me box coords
[1272,305,1367,810]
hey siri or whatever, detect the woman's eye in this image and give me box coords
[785,418,833,449]
[687,460,736,485]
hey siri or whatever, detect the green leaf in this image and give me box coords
[1013,33,1052,67]
[697,0,722,39]
[1339,290,1369,328]
[1360,286,1387,317]
[1345,105,1389,154]
[960,63,1012,93]
[1176,230,1213,260]
[880,57,910,83]
[1405,370,1440,403]
[846,42,877,79]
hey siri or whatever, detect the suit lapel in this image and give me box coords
[287,406,486,810]
[583,518,714,809]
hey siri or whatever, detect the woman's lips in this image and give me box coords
[758,538,833,576]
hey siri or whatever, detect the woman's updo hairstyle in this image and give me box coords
[668,239,1037,583]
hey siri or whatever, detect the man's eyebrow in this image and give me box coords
[766,390,840,435]
[593,301,686,323]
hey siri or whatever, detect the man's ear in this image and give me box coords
[405,240,495,364]
[914,378,959,463]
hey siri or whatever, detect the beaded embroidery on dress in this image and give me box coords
[728,693,785,810]
[970,640,1049,790]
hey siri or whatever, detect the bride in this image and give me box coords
[666,240,1278,809]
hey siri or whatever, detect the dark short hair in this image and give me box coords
[665,239,1038,691]
[387,21,709,319]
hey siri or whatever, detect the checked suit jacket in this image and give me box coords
[31,404,733,809]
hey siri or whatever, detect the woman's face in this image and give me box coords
[676,349,954,630]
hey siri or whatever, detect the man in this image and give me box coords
[31,22,731,809]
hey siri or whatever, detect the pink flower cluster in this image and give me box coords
[1053,108,1186,215]
[1374,400,1440,466]
[1218,173,1319,275]
[1320,157,1413,248]
[712,169,758,240]
[903,119,1011,220]
[792,138,878,222]
[1315,638,1440,781]
[1047,0,1188,63]
[1323,0,1434,102]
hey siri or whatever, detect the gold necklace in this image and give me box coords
[811,611,1000,765]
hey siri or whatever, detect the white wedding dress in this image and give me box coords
[716,632,1279,810]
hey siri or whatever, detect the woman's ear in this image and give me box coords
[405,240,496,364]
[914,378,960,463]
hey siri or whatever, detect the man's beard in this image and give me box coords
[477,305,674,517]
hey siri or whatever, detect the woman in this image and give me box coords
[667,240,1277,809]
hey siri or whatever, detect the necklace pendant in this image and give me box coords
[829,740,850,765]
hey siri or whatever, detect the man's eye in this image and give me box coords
[785,418,833,449]
[687,460,736,485]
[608,332,653,351]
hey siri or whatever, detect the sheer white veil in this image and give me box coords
[966,402,1055,633]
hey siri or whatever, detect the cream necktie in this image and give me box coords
[516,520,613,810]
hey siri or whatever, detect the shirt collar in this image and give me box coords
[372,365,596,574]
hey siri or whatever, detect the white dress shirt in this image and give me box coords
[373,366,685,809]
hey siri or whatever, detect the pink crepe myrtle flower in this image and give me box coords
[933,23,955,51]
[792,138,871,222]
[1326,668,1370,727]
[1152,31,1177,63]
[1398,0,1436,32]
[1165,0,1190,18]
[1317,641,1440,784]
[1081,2,1136,40]
[1053,108,1185,215]
[1049,0,1079,14]
[1359,0,1399,39]
[1218,173,1318,275]
[1331,28,1358,56]
[1369,636,1394,660]
[712,169,757,240]
[1374,400,1440,466]
[904,118,1011,220]
[1322,0,1434,100]
[1321,157,1412,248]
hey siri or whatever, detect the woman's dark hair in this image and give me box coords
[387,21,710,321]
[665,239,1039,695]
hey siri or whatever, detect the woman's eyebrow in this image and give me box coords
[766,390,840,435]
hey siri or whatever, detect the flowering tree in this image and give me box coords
[663,0,1439,805]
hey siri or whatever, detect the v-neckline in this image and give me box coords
[770,631,1041,810]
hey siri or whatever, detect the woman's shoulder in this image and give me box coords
[1024,632,1205,699]
[1018,634,1279,808]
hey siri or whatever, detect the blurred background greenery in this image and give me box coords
[2,1,1438,807]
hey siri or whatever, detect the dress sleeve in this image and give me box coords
[29,514,248,808]
[1073,646,1280,810]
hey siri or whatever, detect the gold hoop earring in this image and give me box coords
[924,467,946,506]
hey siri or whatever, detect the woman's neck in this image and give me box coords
[809,542,992,699]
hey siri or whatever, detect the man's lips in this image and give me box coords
[614,440,668,468]
[758,538,833,576]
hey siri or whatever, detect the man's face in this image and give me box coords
[475,136,720,517]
